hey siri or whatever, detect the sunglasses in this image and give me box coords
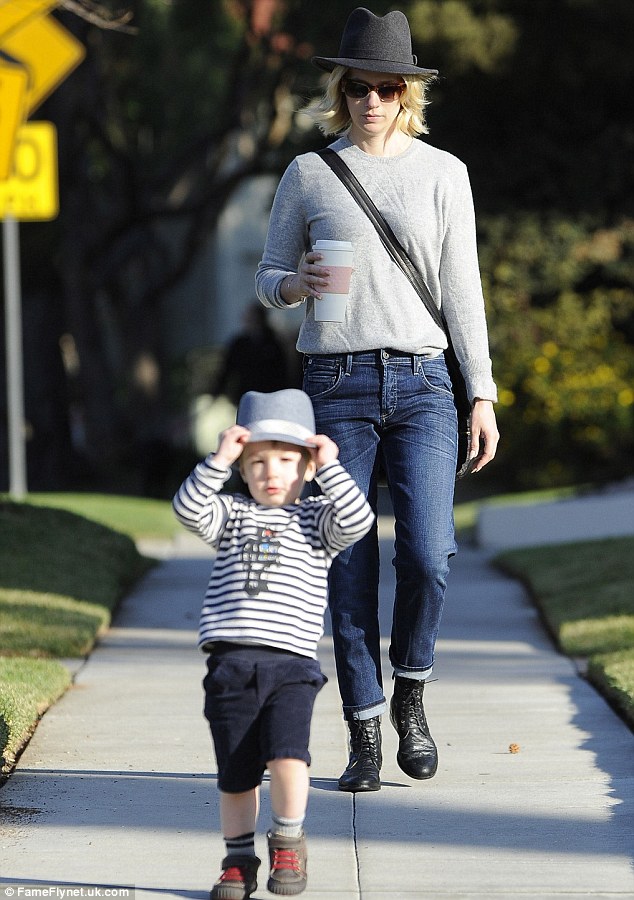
[342,79,406,103]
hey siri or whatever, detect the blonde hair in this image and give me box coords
[304,66,436,137]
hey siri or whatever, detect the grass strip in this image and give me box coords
[588,651,634,725]
[0,500,153,616]
[0,657,71,776]
[0,500,154,776]
[19,492,177,540]
[495,536,634,730]
[0,590,111,658]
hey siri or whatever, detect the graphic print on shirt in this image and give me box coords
[242,527,282,596]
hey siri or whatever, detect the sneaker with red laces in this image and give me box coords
[209,854,260,900]
[266,831,308,896]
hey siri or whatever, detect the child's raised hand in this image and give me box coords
[213,425,250,467]
[309,433,339,469]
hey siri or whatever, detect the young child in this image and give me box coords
[173,389,374,899]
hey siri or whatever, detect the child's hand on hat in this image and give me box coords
[213,425,251,467]
[310,434,339,469]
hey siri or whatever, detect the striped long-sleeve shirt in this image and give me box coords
[173,457,374,658]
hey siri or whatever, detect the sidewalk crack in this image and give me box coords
[352,794,362,899]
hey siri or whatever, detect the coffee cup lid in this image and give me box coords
[313,239,354,251]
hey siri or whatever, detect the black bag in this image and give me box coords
[316,148,473,477]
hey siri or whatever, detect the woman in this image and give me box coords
[255,7,499,792]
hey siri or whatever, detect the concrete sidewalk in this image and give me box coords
[476,481,634,550]
[1,526,633,899]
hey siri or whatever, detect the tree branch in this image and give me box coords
[58,0,137,33]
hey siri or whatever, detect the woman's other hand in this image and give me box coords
[468,400,499,474]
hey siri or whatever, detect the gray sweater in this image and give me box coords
[255,136,497,404]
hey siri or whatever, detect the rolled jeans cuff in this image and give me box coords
[346,699,388,722]
[392,665,434,681]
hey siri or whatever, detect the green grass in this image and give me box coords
[0,658,71,775]
[588,651,634,725]
[0,591,111,658]
[496,536,634,728]
[0,499,155,776]
[0,501,153,626]
[18,492,178,540]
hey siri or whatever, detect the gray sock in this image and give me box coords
[271,813,304,838]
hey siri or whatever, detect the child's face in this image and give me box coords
[240,441,316,507]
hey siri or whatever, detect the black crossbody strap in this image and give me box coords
[316,148,445,334]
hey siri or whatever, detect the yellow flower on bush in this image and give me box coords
[592,364,615,387]
[482,213,634,487]
[533,356,551,374]
[618,388,634,407]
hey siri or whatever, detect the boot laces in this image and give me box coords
[352,720,379,754]
[401,683,428,731]
[219,865,247,883]
[270,848,302,875]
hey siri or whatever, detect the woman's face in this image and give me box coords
[344,68,405,141]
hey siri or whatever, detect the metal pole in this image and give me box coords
[3,214,27,497]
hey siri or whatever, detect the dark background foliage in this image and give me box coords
[1,0,632,496]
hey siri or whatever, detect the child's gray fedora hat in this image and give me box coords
[312,7,438,76]
[237,389,317,448]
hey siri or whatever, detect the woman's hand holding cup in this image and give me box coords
[280,252,330,304]
[301,251,331,299]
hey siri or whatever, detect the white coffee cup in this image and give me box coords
[312,239,354,322]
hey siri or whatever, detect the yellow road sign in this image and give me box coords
[0,62,28,179]
[0,0,57,39]
[1,13,85,114]
[0,121,58,220]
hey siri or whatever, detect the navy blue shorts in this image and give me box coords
[203,643,327,793]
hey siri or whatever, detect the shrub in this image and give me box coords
[480,215,634,488]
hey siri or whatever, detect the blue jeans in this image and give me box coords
[303,350,458,722]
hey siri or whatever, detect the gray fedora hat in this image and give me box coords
[237,389,317,448]
[312,7,438,76]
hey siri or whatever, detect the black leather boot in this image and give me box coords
[338,716,382,792]
[390,677,438,779]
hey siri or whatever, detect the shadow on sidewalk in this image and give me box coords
[1,753,629,859]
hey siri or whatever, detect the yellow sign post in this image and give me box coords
[0,62,28,179]
[0,3,85,497]
[0,121,58,220]
[0,122,58,499]
[1,120,59,496]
